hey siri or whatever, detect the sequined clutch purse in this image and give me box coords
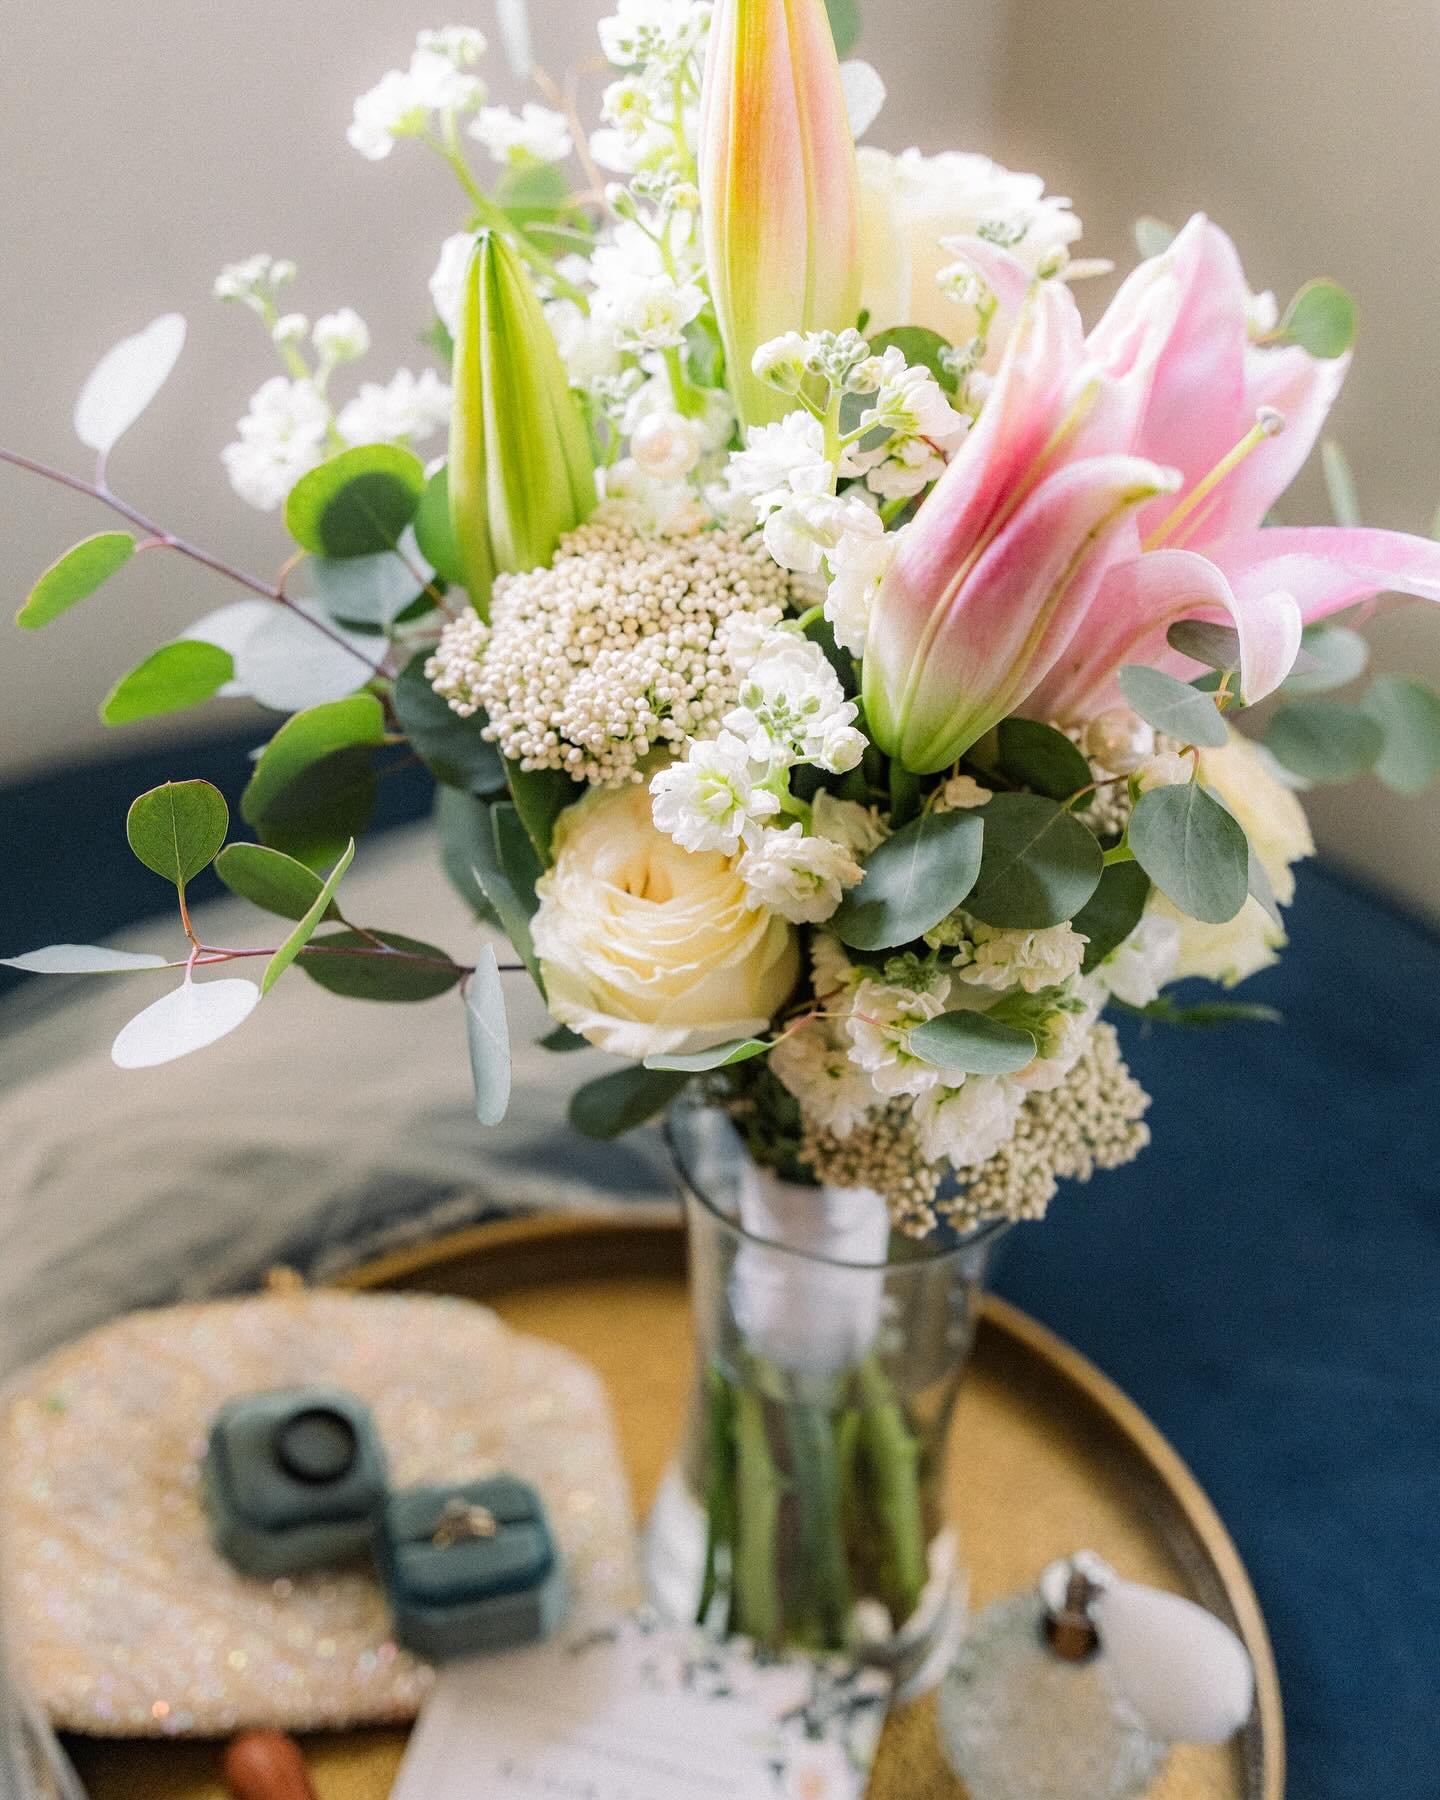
[0,1289,640,1737]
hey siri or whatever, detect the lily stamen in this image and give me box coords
[1143,406,1286,552]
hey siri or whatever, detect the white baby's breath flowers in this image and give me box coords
[214,254,297,309]
[348,31,487,160]
[336,367,451,445]
[470,103,573,166]
[598,0,712,70]
[915,1076,1025,1170]
[429,232,473,337]
[417,25,488,63]
[846,975,952,1100]
[738,823,863,924]
[651,732,778,855]
[271,312,309,346]
[724,633,865,774]
[955,919,1089,994]
[220,376,329,511]
[1098,915,1182,1008]
[770,1018,877,1139]
[312,308,370,365]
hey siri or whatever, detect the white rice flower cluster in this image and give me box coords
[470,103,572,168]
[348,27,488,160]
[426,510,792,787]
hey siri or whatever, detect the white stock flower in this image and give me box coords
[429,232,473,336]
[752,332,811,394]
[599,457,709,536]
[770,1018,877,1139]
[739,823,862,924]
[1135,749,1192,791]
[956,919,1089,994]
[1100,915,1182,1008]
[916,1076,1025,1168]
[470,103,573,166]
[220,376,329,512]
[811,792,889,858]
[650,732,778,855]
[592,270,705,351]
[822,503,892,654]
[847,347,969,499]
[545,299,624,387]
[347,38,486,160]
[846,976,952,1100]
[312,308,370,364]
[858,146,1082,342]
[724,412,833,523]
[724,634,864,773]
[337,367,451,445]
[934,773,993,811]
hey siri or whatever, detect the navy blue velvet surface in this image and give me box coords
[4,746,1438,1795]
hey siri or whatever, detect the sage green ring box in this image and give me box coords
[377,1476,569,1661]
[203,1386,388,1579]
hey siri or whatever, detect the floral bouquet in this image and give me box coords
[7,0,1440,1674]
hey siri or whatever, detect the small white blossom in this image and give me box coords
[739,823,862,924]
[847,976,952,1100]
[271,312,309,346]
[752,332,812,394]
[1135,749,1192,791]
[348,40,486,160]
[770,1017,877,1139]
[846,346,969,500]
[214,253,297,306]
[544,299,624,386]
[598,0,712,70]
[630,409,704,481]
[811,793,889,858]
[220,376,329,512]
[312,307,370,364]
[1099,915,1182,1008]
[724,412,833,523]
[337,367,451,445]
[429,233,473,337]
[650,732,779,855]
[725,633,864,773]
[822,503,892,654]
[416,26,488,64]
[470,102,573,166]
[915,1075,1025,1168]
[811,931,857,1001]
[592,270,705,351]
[934,774,993,811]
[1016,996,1099,1092]
[599,457,708,536]
[955,919,1089,994]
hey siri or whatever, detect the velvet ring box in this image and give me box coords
[377,1476,569,1661]
[204,1386,389,1579]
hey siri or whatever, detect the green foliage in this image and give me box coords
[17,532,135,629]
[215,843,335,923]
[964,794,1103,930]
[1118,664,1228,747]
[906,1010,1037,1075]
[392,652,506,794]
[569,1064,690,1139]
[1128,781,1249,923]
[306,552,423,628]
[466,945,512,1126]
[645,1039,771,1073]
[1362,675,1440,793]
[1133,216,1176,258]
[284,444,426,558]
[539,1024,590,1052]
[994,718,1091,801]
[2,945,171,975]
[412,465,468,588]
[1072,861,1152,972]
[1166,619,1242,675]
[100,641,233,725]
[262,839,355,995]
[866,327,956,395]
[832,809,984,951]
[1265,699,1383,782]
[434,787,501,922]
[1321,439,1361,527]
[1124,995,1283,1030]
[126,780,228,890]
[1277,279,1356,359]
[504,758,578,862]
[300,930,464,1001]
[824,0,862,55]
[1282,626,1369,695]
[470,800,544,985]
[241,695,386,866]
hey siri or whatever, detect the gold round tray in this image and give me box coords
[69,1213,1283,1800]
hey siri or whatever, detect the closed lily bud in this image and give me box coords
[448,230,597,615]
[699,0,862,429]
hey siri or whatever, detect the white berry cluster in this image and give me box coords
[425,509,792,787]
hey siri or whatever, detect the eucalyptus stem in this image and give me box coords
[783,1402,854,1651]
[854,1359,929,1624]
[731,1387,784,1647]
[696,1367,736,1628]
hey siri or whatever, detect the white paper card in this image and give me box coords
[392,1610,892,1800]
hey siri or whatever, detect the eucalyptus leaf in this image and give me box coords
[1248,844,1282,928]
[2,945,172,975]
[300,930,464,1001]
[1119,665,1228,748]
[111,976,259,1070]
[569,1065,690,1140]
[645,1039,771,1073]
[466,945,512,1125]
[1321,439,1361,527]
[18,533,135,629]
[215,843,336,923]
[1072,861,1152,972]
[1281,626,1369,695]
[412,466,469,588]
[1129,995,1283,1030]
[249,747,378,869]
[504,758,579,863]
[262,839,355,995]
[1128,781,1250,924]
[305,549,426,629]
[1278,279,1356,359]
[1362,675,1440,794]
[241,696,386,857]
[435,788,502,923]
[393,652,506,794]
[866,326,956,396]
[1166,619,1243,675]
[1265,700,1383,782]
[906,1010,1037,1075]
[470,801,542,984]
[284,444,426,558]
[232,604,378,712]
[824,0,862,55]
[127,780,229,888]
[540,1025,590,1053]
[832,809,984,951]
[74,313,186,456]
[101,640,234,725]
[995,718,1091,801]
[964,794,1103,930]
[1134,216,1176,258]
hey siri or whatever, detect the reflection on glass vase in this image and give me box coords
[645,1101,1007,1697]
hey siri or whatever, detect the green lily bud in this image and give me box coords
[448,230,597,616]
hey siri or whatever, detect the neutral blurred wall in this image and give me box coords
[2,0,1436,917]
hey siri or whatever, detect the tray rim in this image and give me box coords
[337,1209,1284,1800]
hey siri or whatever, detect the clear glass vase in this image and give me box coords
[645,1102,1006,1696]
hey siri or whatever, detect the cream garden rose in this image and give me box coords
[532,783,800,1059]
[1153,731,1315,986]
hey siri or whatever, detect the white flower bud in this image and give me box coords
[631,409,704,481]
